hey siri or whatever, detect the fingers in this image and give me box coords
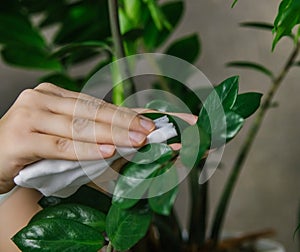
[31,133,116,160]
[33,85,155,135]
[33,111,148,147]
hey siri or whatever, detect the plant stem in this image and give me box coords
[108,0,137,105]
[210,42,300,242]
[188,161,208,248]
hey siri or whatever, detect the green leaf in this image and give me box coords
[53,1,110,45]
[112,143,174,209]
[40,73,81,92]
[240,22,274,31]
[272,0,300,50]
[29,204,106,231]
[180,124,210,169]
[0,13,46,48]
[226,61,274,79]
[148,164,179,215]
[106,204,152,251]
[38,185,112,213]
[12,218,104,252]
[165,34,200,63]
[232,92,262,118]
[51,41,110,59]
[224,111,244,141]
[198,76,239,126]
[2,46,62,71]
[143,1,184,49]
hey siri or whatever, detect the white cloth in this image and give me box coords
[14,116,177,198]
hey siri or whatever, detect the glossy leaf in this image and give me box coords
[40,73,81,92]
[226,61,274,79]
[148,164,179,215]
[180,124,210,169]
[112,143,173,209]
[106,204,152,251]
[143,1,184,49]
[224,111,244,141]
[12,218,104,251]
[165,34,200,63]
[2,46,62,71]
[232,92,262,118]
[272,0,300,50]
[198,76,239,135]
[30,204,106,231]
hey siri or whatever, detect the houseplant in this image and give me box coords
[0,0,299,251]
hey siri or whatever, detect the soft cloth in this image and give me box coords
[14,116,177,197]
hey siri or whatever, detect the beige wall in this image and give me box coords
[0,0,299,251]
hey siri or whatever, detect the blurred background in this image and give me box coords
[0,0,299,251]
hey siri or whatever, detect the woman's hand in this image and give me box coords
[0,83,155,193]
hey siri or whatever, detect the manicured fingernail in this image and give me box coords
[99,144,115,155]
[129,131,146,145]
[140,117,155,132]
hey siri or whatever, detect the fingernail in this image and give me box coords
[140,117,155,132]
[129,131,146,145]
[99,144,115,155]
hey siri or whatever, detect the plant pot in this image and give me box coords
[253,238,285,252]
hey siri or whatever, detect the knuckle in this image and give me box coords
[72,117,89,134]
[36,82,55,90]
[17,89,38,103]
[84,98,106,113]
[55,138,71,153]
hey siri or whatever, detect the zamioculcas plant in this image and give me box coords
[0,0,298,251]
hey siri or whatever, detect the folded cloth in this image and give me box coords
[14,116,177,198]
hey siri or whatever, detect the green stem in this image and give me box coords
[107,241,113,252]
[210,42,300,242]
[108,0,137,106]
[188,161,208,248]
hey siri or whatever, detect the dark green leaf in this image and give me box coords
[272,0,300,50]
[12,218,104,251]
[0,13,46,48]
[106,204,152,251]
[143,1,184,49]
[224,111,244,141]
[30,204,106,231]
[38,185,112,213]
[53,1,110,45]
[232,92,262,118]
[112,143,173,209]
[240,22,274,31]
[2,46,62,71]
[180,124,210,169]
[226,61,274,79]
[40,73,81,92]
[148,164,178,215]
[51,41,110,59]
[198,76,239,125]
[165,34,200,63]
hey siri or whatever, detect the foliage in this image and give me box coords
[0,0,298,251]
